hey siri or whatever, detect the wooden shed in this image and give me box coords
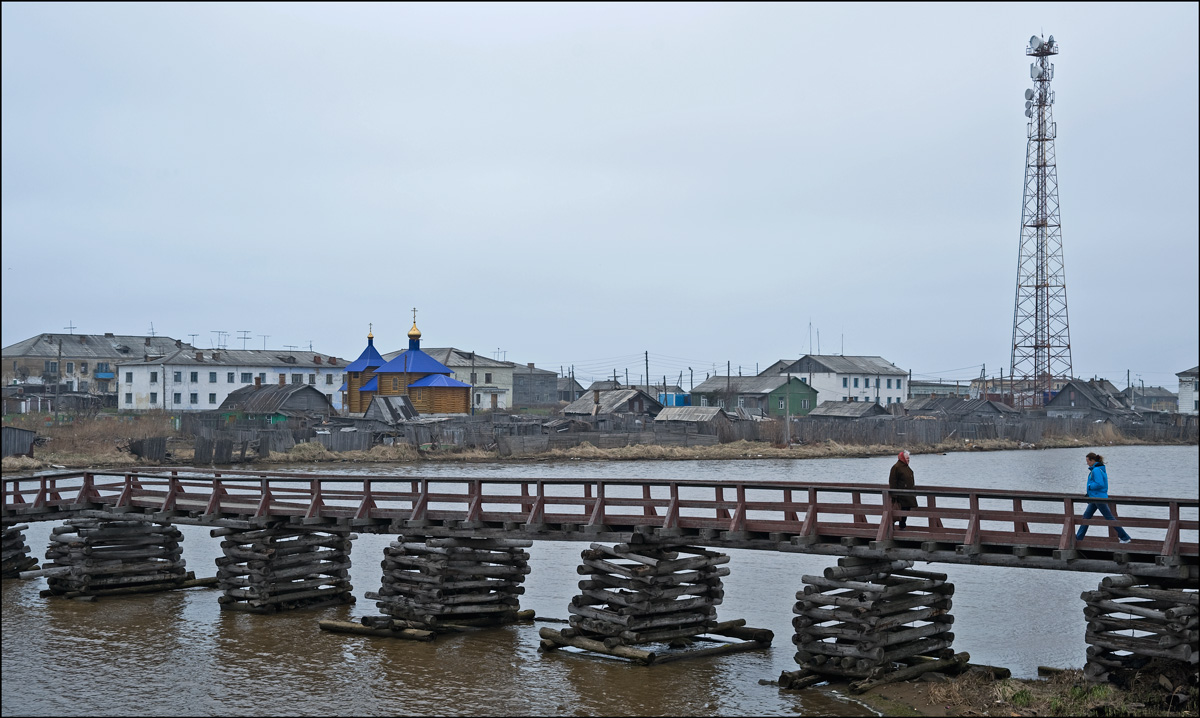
[2,426,37,458]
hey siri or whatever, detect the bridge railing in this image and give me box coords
[3,469,1197,559]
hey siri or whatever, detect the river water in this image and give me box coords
[3,445,1196,716]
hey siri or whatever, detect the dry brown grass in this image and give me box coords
[2,413,178,469]
[1,455,44,472]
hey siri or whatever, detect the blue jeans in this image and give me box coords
[1075,502,1131,541]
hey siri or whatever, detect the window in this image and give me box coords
[308,373,316,385]
[801,399,810,409]
[853,378,859,388]
[190,371,199,382]
[738,397,745,407]
[209,371,217,383]
[125,371,133,383]
[174,371,182,382]
[209,393,217,404]
[66,362,74,373]
[149,392,158,404]
[125,393,132,404]
[97,363,110,373]
[227,372,235,383]
[700,395,709,406]
[173,392,182,404]
[46,360,59,373]
[842,377,848,388]
[887,397,892,405]
[190,393,198,404]
[80,362,88,374]
[392,377,399,390]
[476,393,481,405]
[241,372,252,383]
[150,371,158,384]
[259,372,266,383]
[325,373,333,385]
[896,379,902,390]
[470,372,477,384]
[352,372,360,379]
[887,378,893,389]
[779,397,786,410]
[717,399,725,408]
[485,373,493,383]
[291,374,302,385]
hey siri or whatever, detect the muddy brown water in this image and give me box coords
[3,445,1196,716]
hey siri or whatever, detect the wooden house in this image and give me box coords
[562,389,663,418]
[216,384,337,426]
[344,328,385,414]
[690,375,817,417]
[371,319,471,415]
[807,400,892,419]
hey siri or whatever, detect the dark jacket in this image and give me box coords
[889,460,918,509]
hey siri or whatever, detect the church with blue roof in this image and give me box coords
[343,313,471,415]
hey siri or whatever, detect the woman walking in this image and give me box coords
[1075,452,1132,544]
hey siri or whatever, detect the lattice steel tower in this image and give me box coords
[1010,34,1072,408]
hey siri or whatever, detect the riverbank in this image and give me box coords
[3,432,1194,473]
[834,663,1197,717]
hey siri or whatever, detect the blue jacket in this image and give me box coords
[1086,464,1109,498]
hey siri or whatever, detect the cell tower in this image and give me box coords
[1010,33,1072,408]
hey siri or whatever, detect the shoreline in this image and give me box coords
[2,435,1195,473]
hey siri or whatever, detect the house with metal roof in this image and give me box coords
[902,396,1019,420]
[654,406,732,435]
[216,384,337,423]
[1178,366,1198,415]
[777,355,909,406]
[689,375,817,417]
[557,377,584,403]
[807,400,892,419]
[1115,385,1179,413]
[3,332,195,397]
[1044,379,1137,420]
[562,389,663,418]
[117,348,346,414]
[369,316,470,415]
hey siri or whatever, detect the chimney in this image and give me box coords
[314,355,322,364]
[175,339,182,348]
[212,352,220,361]
[195,351,203,361]
[328,357,337,365]
[279,374,286,386]
[255,376,261,388]
[105,332,114,338]
[527,363,535,369]
[593,390,600,405]
[145,337,151,347]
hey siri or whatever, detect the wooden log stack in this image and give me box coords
[3,524,38,578]
[35,518,186,596]
[215,525,354,613]
[792,558,956,680]
[565,543,732,647]
[1081,574,1199,682]
[364,536,532,628]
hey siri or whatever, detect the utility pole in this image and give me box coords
[645,351,650,397]
[785,372,791,445]
[54,338,62,424]
[689,367,693,391]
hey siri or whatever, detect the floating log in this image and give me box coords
[539,627,656,664]
[849,652,970,694]
[318,620,435,641]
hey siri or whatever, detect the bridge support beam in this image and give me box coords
[38,518,187,596]
[2,524,38,578]
[1081,574,1198,681]
[365,536,531,627]
[214,524,354,613]
[792,558,956,680]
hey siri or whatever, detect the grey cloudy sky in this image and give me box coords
[3,3,1197,389]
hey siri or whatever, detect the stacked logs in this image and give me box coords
[215,525,354,613]
[364,536,532,627]
[35,518,187,596]
[3,524,38,578]
[1081,574,1199,681]
[564,543,731,647]
[792,558,956,681]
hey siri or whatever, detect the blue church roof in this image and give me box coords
[374,349,451,376]
[409,374,471,388]
[346,336,384,372]
[360,376,379,392]
[338,382,347,392]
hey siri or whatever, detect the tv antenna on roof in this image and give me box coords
[211,330,228,349]
[284,344,298,351]
[64,320,77,335]
[258,334,270,350]
[188,333,199,346]
[308,340,313,352]
[238,330,252,350]
[148,322,156,337]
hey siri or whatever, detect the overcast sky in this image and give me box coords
[3,3,1196,389]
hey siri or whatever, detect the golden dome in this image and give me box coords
[407,323,421,340]
[367,322,374,339]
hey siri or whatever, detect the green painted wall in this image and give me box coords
[766,378,819,417]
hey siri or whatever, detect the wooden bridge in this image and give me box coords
[4,468,1196,579]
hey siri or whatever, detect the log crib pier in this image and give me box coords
[3,468,1197,679]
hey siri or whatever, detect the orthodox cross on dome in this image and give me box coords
[368,322,373,339]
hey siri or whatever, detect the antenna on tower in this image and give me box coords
[1011,33,1070,409]
[238,330,252,350]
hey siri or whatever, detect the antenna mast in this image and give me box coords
[1011,33,1072,408]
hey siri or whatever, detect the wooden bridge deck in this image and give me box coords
[4,468,1197,579]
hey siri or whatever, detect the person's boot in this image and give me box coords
[898,517,907,529]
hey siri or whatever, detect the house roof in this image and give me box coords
[655,406,729,422]
[387,347,510,369]
[583,380,623,392]
[117,348,344,368]
[360,377,379,392]
[1177,366,1199,378]
[1116,386,1177,400]
[758,360,795,376]
[904,396,1018,417]
[374,349,452,375]
[217,384,334,416]
[787,355,907,376]
[557,377,584,391]
[364,395,417,424]
[691,375,805,395]
[808,401,892,418]
[345,338,385,372]
[1047,380,1132,414]
[409,374,470,388]
[4,333,194,360]
[562,389,663,415]
[629,383,687,395]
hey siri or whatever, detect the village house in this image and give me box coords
[908,380,971,399]
[3,333,195,397]
[1044,379,1138,421]
[562,389,663,418]
[1177,366,1198,415]
[116,349,346,414]
[627,383,690,407]
[772,355,909,406]
[557,377,584,403]
[902,396,1019,420]
[654,406,732,436]
[807,400,892,419]
[1115,385,1179,413]
[216,383,338,426]
[361,319,471,415]
[689,375,817,417]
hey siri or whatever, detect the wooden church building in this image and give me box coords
[343,317,471,415]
